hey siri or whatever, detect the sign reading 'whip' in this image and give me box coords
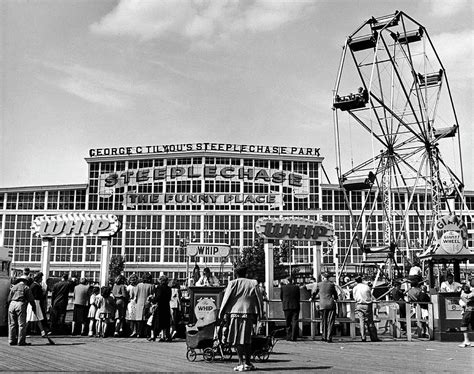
[31,214,120,238]
[255,217,334,241]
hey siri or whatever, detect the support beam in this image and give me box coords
[264,240,274,299]
[40,238,53,277]
[313,243,322,281]
[99,237,111,286]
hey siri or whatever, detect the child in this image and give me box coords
[95,286,115,338]
[87,285,100,337]
[146,295,157,341]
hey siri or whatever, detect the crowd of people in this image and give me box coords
[278,268,474,348]
[7,268,184,346]
[6,262,474,369]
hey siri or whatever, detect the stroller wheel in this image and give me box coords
[203,347,214,362]
[186,348,197,362]
[220,345,233,361]
[256,351,270,362]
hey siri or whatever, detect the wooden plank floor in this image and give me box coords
[0,335,471,373]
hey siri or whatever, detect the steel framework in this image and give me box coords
[332,11,466,282]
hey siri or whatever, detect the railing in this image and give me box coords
[261,299,434,341]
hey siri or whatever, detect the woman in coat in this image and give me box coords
[126,274,139,336]
[131,273,154,338]
[112,275,128,337]
[219,266,263,372]
[150,275,172,342]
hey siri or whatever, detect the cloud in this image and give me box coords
[431,30,474,85]
[428,0,470,17]
[38,62,184,108]
[90,0,315,47]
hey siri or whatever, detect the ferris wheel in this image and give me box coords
[332,11,466,278]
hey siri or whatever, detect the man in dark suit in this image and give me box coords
[280,277,300,341]
[312,272,338,342]
[50,273,72,334]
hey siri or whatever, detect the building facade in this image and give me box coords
[1,142,473,283]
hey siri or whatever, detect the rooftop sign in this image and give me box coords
[89,142,320,158]
[32,214,120,238]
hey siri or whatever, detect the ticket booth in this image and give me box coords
[419,214,473,341]
[185,243,230,326]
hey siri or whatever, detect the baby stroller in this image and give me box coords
[250,324,280,362]
[185,321,233,362]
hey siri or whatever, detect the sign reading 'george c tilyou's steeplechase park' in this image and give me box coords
[88,142,321,157]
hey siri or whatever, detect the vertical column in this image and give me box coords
[40,237,53,277]
[333,236,339,285]
[264,240,274,300]
[99,237,111,286]
[160,215,166,263]
[313,242,322,281]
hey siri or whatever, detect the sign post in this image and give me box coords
[99,237,111,286]
[264,240,274,300]
[40,238,53,277]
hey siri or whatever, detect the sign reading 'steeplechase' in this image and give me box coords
[32,214,120,238]
[99,164,311,207]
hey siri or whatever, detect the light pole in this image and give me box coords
[69,247,73,277]
[136,255,141,277]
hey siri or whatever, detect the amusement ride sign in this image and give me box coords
[255,217,334,241]
[31,214,120,238]
[435,214,468,255]
[98,164,311,207]
[186,243,230,257]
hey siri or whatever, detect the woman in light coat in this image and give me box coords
[219,266,263,372]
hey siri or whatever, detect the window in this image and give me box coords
[18,192,33,210]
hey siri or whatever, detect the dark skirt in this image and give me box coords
[115,298,127,319]
[152,305,171,331]
[73,304,88,323]
[227,313,257,346]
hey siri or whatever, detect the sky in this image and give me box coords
[1,0,473,189]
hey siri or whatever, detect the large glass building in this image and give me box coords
[1,142,473,282]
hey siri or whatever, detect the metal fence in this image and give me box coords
[261,299,434,341]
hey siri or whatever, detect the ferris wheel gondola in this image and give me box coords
[332,11,467,282]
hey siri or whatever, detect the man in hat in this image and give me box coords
[19,267,32,286]
[280,276,300,341]
[8,276,36,345]
[312,272,338,342]
[352,276,380,342]
[50,273,72,334]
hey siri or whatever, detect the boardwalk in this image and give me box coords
[0,335,471,373]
